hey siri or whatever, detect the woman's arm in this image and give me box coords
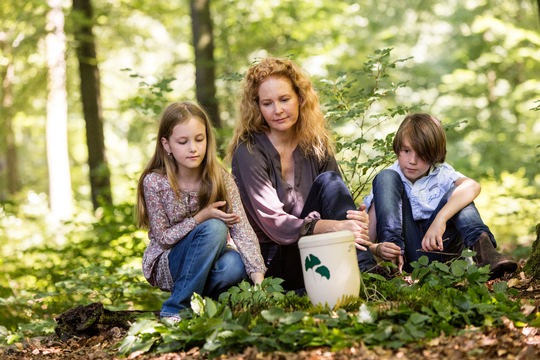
[232,144,305,245]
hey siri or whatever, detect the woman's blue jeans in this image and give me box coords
[261,171,376,291]
[371,169,495,272]
[161,219,247,317]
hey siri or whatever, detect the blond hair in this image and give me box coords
[227,57,333,162]
[137,101,228,228]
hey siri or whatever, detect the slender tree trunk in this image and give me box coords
[0,40,20,200]
[72,0,112,210]
[190,0,220,128]
[46,0,73,220]
[524,224,540,279]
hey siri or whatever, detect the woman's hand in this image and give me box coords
[194,201,240,227]
[330,213,370,250]
[345,209,371,251]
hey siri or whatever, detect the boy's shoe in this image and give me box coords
[472,232,518,279]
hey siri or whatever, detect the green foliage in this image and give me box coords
[318,48,422,201]
[121,70,176,117]
[0,198,164,342]
[118,253,532,358]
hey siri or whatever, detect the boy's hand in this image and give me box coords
[373,242,402,261]
[422,220,446,251]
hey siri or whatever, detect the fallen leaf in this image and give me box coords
[508,278,520,288]
[521,304,537,316]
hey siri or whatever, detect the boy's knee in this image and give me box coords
[374,169,401,184]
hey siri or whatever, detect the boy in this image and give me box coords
[364,113,517,279]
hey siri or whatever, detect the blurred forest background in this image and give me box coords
[1,0,539,342]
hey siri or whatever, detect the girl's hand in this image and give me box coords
[250,272,264,285]
[195,201,240,227]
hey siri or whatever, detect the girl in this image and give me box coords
[137,101,266,321]
[364,113,517,278]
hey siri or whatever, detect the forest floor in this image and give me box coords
[2,268,540,360]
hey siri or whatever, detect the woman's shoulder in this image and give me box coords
[233,133,270,160]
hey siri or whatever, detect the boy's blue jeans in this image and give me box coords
[161,219,247,317]
[372,169,495,272]
[261,171,376,291]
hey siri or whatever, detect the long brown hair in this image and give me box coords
[227,56,333,162]
[136,101,228,228]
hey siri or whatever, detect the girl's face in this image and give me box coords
[257,76,300,136]
[397,137,431,183]
[161,117,207,173]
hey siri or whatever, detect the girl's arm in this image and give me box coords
[225,172,267,281]
[422,177,481,251]
[144,173,198,248]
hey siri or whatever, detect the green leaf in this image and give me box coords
[409,312,430,325]
[279,311,306,325]
[190,293,205,316]
[493,281,508,294]
[450,260,466,277]
[261,307,286,323]
[205,298,218,318]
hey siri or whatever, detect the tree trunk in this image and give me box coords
[190,0,220,128]
[72,0,112,210]
[0,40,21,200]
[46,0,73,220]
[523,223,540,279]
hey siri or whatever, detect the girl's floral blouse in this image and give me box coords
[141,170,266,291]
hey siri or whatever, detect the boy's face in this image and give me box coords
[397,138,431,183]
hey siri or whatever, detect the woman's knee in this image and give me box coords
[313,171,341,186]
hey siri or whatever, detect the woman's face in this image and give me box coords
[257,76,300,136]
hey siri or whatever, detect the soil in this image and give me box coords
[2,272,539,360]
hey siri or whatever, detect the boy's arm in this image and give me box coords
[422,177,481,251]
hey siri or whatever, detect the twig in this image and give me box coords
[415,238,459,255]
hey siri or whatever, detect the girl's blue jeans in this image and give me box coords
[260,171,376,291]
[371,169,495,272]
[160,219,247,317]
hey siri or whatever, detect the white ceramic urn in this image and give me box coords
[298,230,361,308]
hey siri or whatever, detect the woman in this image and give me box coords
[227,57,379,291]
